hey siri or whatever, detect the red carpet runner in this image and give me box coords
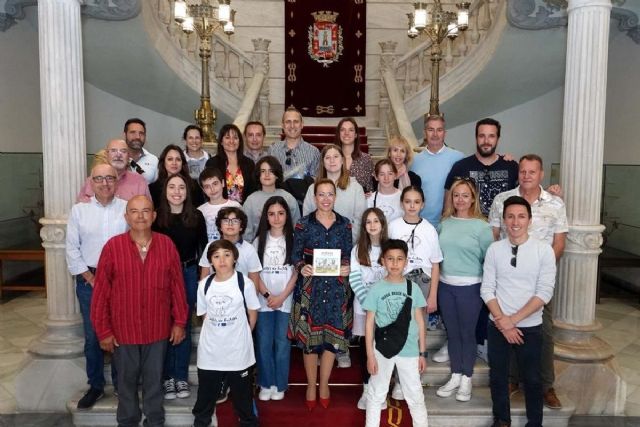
[216,346,415,426]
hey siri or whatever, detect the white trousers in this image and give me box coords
[365,349,429,427]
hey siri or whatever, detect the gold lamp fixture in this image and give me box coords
[406,1,470,118]
[174,0,237,146]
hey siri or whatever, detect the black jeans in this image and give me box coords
[192,367,258,427]
[488,321,543,427]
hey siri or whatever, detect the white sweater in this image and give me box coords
[480,236,556,327]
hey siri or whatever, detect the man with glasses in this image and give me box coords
[66,163,128,409]
[488,154,568,409]
[77,139,151,202]
[444,118,519,216]
[481,196,556,427]
[267,107,320,180]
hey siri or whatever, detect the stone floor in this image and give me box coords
[0,283,639,422]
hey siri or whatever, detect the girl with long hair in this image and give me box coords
[252,196,298,401]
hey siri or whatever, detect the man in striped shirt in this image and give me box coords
[91,195,188,427]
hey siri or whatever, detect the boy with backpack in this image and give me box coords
[192,239,260,427]
[363,239,429,427]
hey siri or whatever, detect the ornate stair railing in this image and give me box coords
[378,0,507,147]
[144,0,271,120]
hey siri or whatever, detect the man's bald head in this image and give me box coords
[125,195,156,232]
[106,139,130,172]
[90,163,117,204]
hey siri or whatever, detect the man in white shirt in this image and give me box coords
[66,163,128,409]
[481,196,556,427]
[488,154,568,409]
[124,118,159,184]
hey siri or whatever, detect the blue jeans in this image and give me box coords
[256,310,291,391]
[438,282,483,377]
[164,264,197,381]
[76,275,116,390]
[488,321,543,427]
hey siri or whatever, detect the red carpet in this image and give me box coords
[216,345,415,426]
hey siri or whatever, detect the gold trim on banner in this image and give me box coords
[354,64,363,82]
[287,63,297,82]
[316,105,335,114]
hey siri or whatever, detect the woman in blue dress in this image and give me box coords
[289,178,353,411]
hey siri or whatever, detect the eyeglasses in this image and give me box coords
[510,245,519,268]
[259,169,274,175]
[107,148,128,155]
[453,176,477,187]
[221,218,242,225]
[92,175,117,183]
[285,149,293,166]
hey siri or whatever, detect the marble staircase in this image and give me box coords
[69,327,575,426]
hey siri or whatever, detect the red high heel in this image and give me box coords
[319,396,330,408]
[306,399,317,411]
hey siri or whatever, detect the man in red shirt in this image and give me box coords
[91,195,188,427]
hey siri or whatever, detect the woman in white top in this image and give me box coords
[367,159,403,223]
[302,144,366,243]
[252,196,298,401]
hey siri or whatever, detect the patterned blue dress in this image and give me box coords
[288,211,353,354]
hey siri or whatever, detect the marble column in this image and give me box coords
[554,0,626,415]
[15,0,88,411]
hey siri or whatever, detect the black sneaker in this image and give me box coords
[77,387,104,410]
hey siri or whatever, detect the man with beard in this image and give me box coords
[77,139,151,202]
[444,118,518,216]
[124,118,159,184]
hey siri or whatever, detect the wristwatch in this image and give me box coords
[262,291,270,298]
[419,351,429,358]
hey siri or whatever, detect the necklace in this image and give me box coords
[134,237,152,253]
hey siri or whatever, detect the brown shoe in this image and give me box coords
[543,387,562,409]
[508,383,519,398]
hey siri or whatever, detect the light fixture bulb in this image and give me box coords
[218,2,231,23]
[413,3,428,30]
[174,0,187,23]
[182,16,195,34]
[408,26,419,38]
[447,23,459,39]
[457,10,469,30]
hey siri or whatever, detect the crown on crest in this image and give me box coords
[311,10,339,23]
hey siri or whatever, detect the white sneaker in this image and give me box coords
[357,384,368,410]
[337,349,352,368]
[433,342,450,363]
[391,381,404,400]
[175,380,191,398]
[258,386,272,401]
[436,373,461,398]
[357,384,388,410]
[456,375,472,402]
[211,409,218,427]
[477,340,489,363]
[270,386,285,401]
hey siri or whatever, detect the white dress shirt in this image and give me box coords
[65,196,128,275]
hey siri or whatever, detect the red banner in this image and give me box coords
[285,0,366,117]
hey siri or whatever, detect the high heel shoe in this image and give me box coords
[306,399,317,411]
[319,396,330,409]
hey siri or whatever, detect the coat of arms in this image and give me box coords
[308,10,344,67]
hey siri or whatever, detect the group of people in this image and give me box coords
[65,108,568,427]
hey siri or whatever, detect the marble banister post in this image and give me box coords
[15,0,88,411]
[554,0,626,415]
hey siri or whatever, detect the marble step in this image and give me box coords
[103,350,490,388]
[68,385,574,427]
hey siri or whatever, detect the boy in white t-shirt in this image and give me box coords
[192,239,260,427]
[199,207,262,286]
[197,167,242,242]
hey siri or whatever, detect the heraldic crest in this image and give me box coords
[308,10,344,67]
